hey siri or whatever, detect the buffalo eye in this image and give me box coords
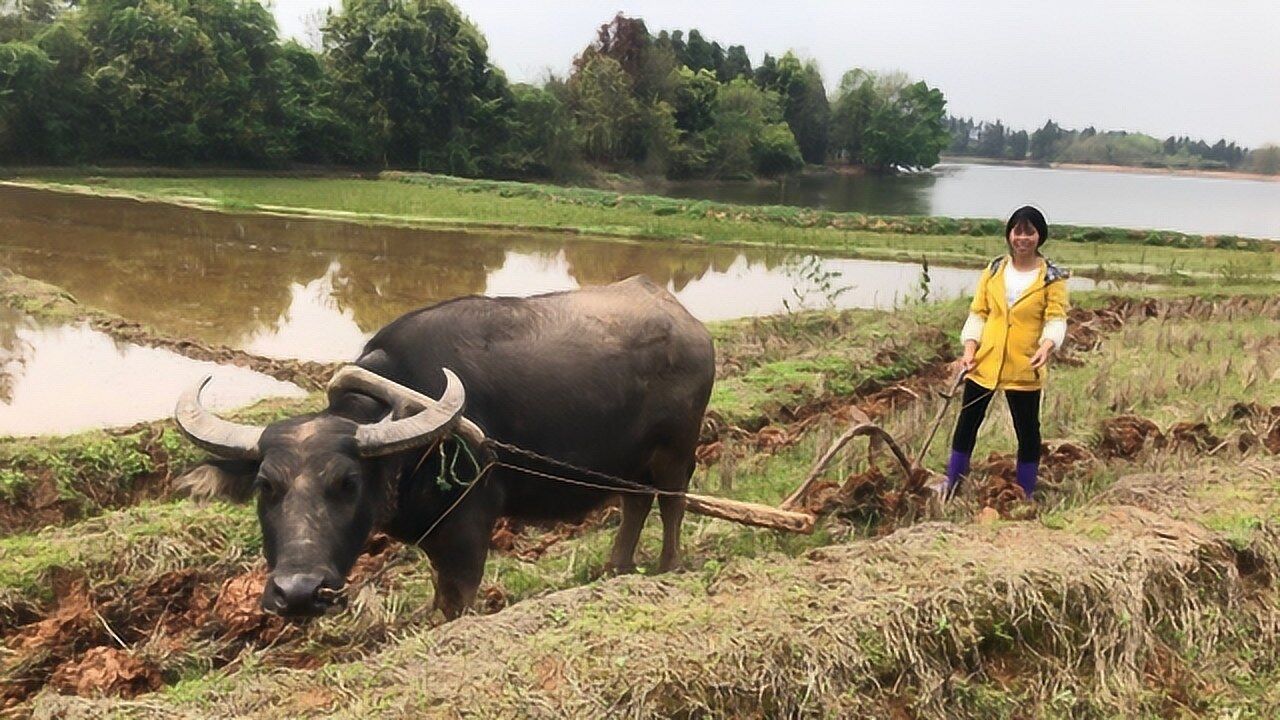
[254,474,282,503]
[330,472,360,499]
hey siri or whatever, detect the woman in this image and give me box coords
[940,205,1069,501]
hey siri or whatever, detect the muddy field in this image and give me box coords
[3,268,1280,717]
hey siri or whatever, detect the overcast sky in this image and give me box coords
[272,1,1280,147]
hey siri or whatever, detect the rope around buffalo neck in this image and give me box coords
[412,436,690,546]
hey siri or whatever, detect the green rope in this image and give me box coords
[433,434,483,492]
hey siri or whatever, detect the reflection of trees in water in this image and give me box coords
[0,307,35,404]
[328,237,509,330]
[561,241,747,291]
[668,173,937,216]
[1,186,825,351]
[0,209,328,345]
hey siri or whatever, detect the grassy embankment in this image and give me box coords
[10,174,1278,282]
[4,285,1279,716]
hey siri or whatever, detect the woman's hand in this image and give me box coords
[1029,340,1055,369]
[950,341,978,375]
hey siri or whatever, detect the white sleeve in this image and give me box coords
[1040,317,1067,350]
[960,313,986,344]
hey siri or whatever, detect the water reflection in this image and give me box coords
[662,163,1280,239]
[0,306,304,436]
[242,260,370,361]
[2,185,1113,365]
[663,171,938,216]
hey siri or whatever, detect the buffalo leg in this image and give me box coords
[656,494,686,572]
[606,493,652,574]
[654,453,694,573]
[422,520,490,620]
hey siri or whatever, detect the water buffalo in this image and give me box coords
[175,276,715,619]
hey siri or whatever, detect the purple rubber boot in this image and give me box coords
[1015,461,1038,500]
[943,450,971,496]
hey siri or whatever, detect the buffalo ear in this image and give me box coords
[174,459,258,503]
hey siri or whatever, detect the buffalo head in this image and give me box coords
[174,369,465,616]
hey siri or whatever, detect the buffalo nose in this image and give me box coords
[263,573,328,616]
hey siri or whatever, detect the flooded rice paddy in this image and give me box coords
[0,305,303,436]
[1,184,1113,434]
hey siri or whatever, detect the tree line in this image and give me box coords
[0,1,951,178]
[946,117,1276,174]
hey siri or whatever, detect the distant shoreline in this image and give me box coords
[940,155,1280,183]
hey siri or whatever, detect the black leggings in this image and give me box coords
[950,380,1042,463]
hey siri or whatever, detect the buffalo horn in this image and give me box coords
[327,365,487,447]
[353,368,467,457]
[174,376,264,460]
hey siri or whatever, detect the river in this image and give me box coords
[661,162,1280,239]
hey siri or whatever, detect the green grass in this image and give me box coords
[17,175,1278,281]
[709,300,963,427]
[0,501,259,622]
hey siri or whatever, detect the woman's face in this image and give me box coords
[1007,220,1040,256]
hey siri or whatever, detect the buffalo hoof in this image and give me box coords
[604,563,638,576]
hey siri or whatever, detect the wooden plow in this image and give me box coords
[684,406,926,534]
[331,366,954,537]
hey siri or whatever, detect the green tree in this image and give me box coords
[505,83,578,178]
[752,121,803,176]
[976,120,1006,158]
[755,52,829,164]
[720,44,751,81]
[324,0,514,173]
[269,41,364,164]
[30,20,96,159]
[0,0,71,41]
[568,53,641,164]
[1007,129,1029,159]
[63,0,329,164]
[1245,145,1280,175]
[709,78,800,178]
[1030,120,1063,161]
[946,116,975,154]
[0,40,54,159]
[666,66,718,176]
[681,29,721,74]
[829,69,949,171]
[672,66,718,135]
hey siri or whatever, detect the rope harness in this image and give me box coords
[412,436,692,547]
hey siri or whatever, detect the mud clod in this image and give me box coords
[212,569,289,641]
[1098,415,1165,458]
[1169,422,1221,452]
[48,646,161,699]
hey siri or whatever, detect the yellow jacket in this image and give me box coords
[966,255,1070,392]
